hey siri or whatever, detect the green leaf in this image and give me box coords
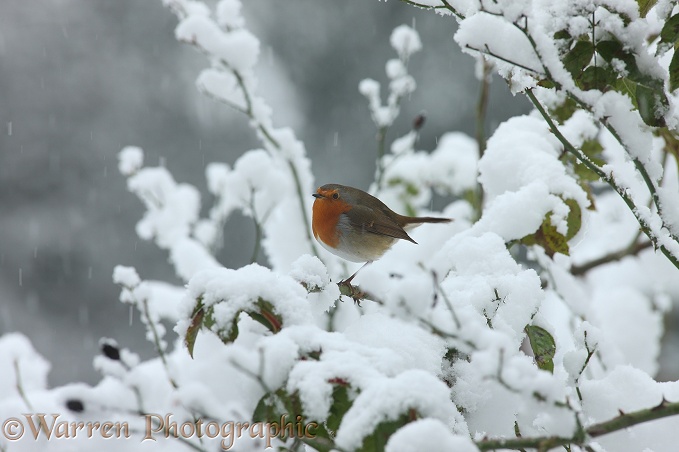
[253,392,285,423]
[597,40,644,81]
[326,385,353,435]
[550,97,578,123]
[520,213,571,258]
[250,299,283,333]
[525,325,556,373]
[637,0,658,18]
[564,198,582,240]
[571,139,605,182]
[614,76,668,127]
[563,40,594,76]
[636,84,668,127]
[670,50,679,92]
[540,218,570,257]
[577,65,616,91]
[538,79,556,89]
[358,413,412,452]
[657,13,679,55]
[185,307,204,359]
[553,29,571,41]
[581,139,604,157]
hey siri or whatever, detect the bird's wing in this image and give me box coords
[344,205,417,243]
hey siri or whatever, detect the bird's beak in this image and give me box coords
[312,193,324,198]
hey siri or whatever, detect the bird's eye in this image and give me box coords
[332,193,339,199]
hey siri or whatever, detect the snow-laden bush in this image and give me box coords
[3,0,679,451]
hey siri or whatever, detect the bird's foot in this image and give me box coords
[337,279,365,305]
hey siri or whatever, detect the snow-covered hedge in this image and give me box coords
[3,0,679,451]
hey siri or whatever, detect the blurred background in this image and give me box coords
[4,0,672,387]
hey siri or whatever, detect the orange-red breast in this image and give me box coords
[312,184,451,281]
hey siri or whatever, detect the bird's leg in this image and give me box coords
[341,261,372,286]
[337,262,373,305]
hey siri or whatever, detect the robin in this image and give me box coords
[312,184,452,284]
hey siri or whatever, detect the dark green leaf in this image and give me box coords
[358,414,412,452]
[550,97,578,123]
[670,50,679,92]
[253,392,284,423]
[326,385,353,434]
[577,66,616,91]
[636,84,668,127]
[563,40,594,76]
[658,13,679,55]
[553,29,571,40]
[597,40,645,82]
[525,325,556,373]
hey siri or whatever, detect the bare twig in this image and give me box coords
[476,398,679,451]
[474,58,492,219]
[571,240,652,275]
[13,359,33,411]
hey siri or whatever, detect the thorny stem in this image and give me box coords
[526,89,679,270]
[476,398,679,451]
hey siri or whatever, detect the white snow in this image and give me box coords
[117,146,144,176]
[385,419,478,452]
[8,5,679,452]
[390,24,422,60]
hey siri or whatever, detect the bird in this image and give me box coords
[312,184,452,285]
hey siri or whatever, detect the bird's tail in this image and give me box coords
[409,216,452,224]
[399,215,452,231]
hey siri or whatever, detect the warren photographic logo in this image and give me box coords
[2,413,318,450]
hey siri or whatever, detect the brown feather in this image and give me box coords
[344,205,417,244]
